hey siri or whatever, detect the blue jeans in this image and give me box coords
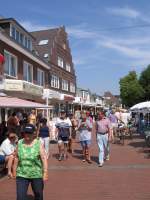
[16,177,44,200]
[97,133,109,164]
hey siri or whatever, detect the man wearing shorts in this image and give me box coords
[55,110,72,161]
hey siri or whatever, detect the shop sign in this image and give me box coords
[43,89,61,99]
[64,95,75,101]
[4,79,43,96]
[4,80,23,91]
[23,82,43,96]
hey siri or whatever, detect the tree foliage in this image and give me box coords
[139,65,150,101]
[120,71,144,107]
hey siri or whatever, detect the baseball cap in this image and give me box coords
[23,124,35,134]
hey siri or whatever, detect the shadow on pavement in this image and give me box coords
[27,195,34,200]
[52,153,59,159]
[129,141,146,148]
[90,156,99,164]
[72,149,83,161]
[128,139,150,158]
[73,149,99,164]
[73,149,82,154]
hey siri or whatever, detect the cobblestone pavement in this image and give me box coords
[0,135,150,200]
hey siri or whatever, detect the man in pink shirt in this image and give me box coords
[96,111,111,167]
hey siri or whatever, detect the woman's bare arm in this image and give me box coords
[12,147,19,178]
[40,144,48,181]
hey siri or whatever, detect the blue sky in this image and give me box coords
[1,0,150,95]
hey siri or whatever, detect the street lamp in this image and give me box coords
[43,89,52,122]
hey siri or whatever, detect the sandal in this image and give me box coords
[87,159,92,164]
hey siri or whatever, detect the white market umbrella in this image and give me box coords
[130,101,150,112]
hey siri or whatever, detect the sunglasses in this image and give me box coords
[9,136,16,139]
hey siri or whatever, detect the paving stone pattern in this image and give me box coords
[0,135,150,200]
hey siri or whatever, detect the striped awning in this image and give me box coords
[0,96,49,108]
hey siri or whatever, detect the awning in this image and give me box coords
[130,101,150,112]
[0,96,49,108]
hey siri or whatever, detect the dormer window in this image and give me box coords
[24,36,28,48]
[16,30,19,43]
[10,24,32,51]
[20,33,24,45]
[11,26,16,39]
[27,39,32,50]
[44,53,49,58]
[38,39,49,45]
[63,43,66,49]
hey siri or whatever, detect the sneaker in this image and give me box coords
[87,159,92,164]
[58,155,63,161]
[98,163,103,167]
[104,155,110,161]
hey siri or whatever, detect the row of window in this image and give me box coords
[10,25,32,51]
[3,50,76,92]
[51,75,75,93]
[58,56,71,72]
[4,50,44,86]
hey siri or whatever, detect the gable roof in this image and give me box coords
[31,28,60,58]
[0,18,35,39]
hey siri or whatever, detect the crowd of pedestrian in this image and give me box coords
[0,107,137,200]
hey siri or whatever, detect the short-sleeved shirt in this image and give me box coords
[121,113,131,126]
[55,118,72,138]
[29,114,36,125]
[0,138,16,156]
[78,118,93,141]
[96,118,111,134]
[39,126,49,138]
[109,114,118,124]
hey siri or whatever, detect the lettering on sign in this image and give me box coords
[4,80,43,96]
[5,80,23,91]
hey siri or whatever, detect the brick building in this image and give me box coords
[0,17,76,119]
[103,91,121,107]
[31,27,76,114]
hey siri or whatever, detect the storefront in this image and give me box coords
[73,97,103,114]
[0,95,49,123]
[43,89,75,117]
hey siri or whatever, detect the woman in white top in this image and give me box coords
[0,128,17,177]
